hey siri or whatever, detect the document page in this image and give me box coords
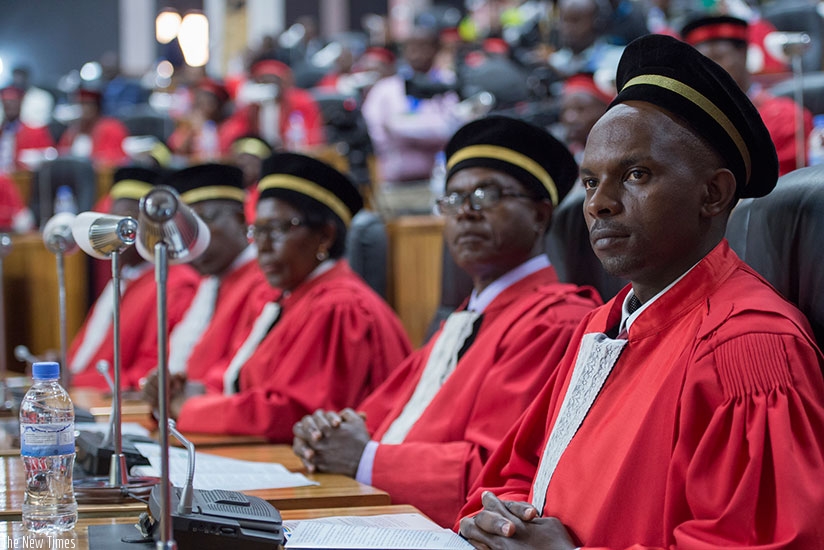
[131,442,317,491]
[284,513,472,549]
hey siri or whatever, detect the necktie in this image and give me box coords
[222,302,282,395]
[531,332,628,515]
[168,276,220,375]
[381,310,481,444]
[627,293,642,315]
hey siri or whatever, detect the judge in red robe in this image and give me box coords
[0,86,55,172]
[151,163,270,392]
[292,116,601,527]
[458,34,824,549]
[681,15,813,176]
[220,59,325,153]
[163,153,411,441]
[68,167,200,390]
[58,88,129,167]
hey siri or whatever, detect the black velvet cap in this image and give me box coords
[444,115,578,205]
[165,163,246,205]
[610,33,778,198]
[110,166,164,200]
[258,153,363,226]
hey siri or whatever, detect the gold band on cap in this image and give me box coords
[232,138,272,159]
[446,144,559,205]
[110,180,153,200]
[622,74,751,184]
[258,174,352,226]
[181,185,247,205]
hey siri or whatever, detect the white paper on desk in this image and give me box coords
[131,442,318,491]
[75,422,151,437]
[284,514,473,549]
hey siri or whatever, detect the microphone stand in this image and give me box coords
[155,239,174,550]
[109,249,127,487]
[0,234,12,412]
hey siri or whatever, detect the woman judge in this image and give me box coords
[143,152,412,442]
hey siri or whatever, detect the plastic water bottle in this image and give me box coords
[808,114,824,166]
[53,185,78,216]
[19,362,77,532]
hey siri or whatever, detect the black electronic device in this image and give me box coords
[76,430,152,475]
[145,420,283,549]
[147,485,284,549]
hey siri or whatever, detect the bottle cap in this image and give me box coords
[32,362,60,380]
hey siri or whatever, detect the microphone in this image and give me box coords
[168,420,194,515]
[764,31,812,63]
[14,345,39,365]
[42,212,78,255]
[71,212,138,259]
[135,185,208,548]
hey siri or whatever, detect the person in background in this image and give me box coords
[292,116,601,527]
[140,163,269,398]
[681,14,813,176]
[69,166,199,390]
[8,65,54,129]
[223,59,326,153]
[458,33,824,548]
[0,86,55,173]
[361,27,461,185]
[148,153,412,441]
[228,135,274,224]
[557,72,613,163]
[57,88,129,168]
[547,0,624,80]
[167,78,231,162]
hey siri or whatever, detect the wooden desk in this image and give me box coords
[0,454,389,519]
[0,504,421,549]
[386,215,444,347]
[201,444,304,472]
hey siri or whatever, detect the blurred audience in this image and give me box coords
[0,86,55,173]
[57,87,128,167]
[557,72,613,162]
[168,78,231,162]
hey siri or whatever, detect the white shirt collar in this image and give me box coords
[467,255,550,313]
[620,260,701,334]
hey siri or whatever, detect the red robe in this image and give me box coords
[182,255,270,392]
[0,121,55,170]
[219,88,326,153]
[359,266,600,527]
[459,241,824,548]
[0,173,29,229]
[176,260,412,442]
[69,264,200,390]
[751,87,812,176]
[58,117,129,167]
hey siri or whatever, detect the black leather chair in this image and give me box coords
[120,110,175,142]
[30,156,97,227]
[345,209,389,299]
[726,165,824,348]
[546,185,628,302]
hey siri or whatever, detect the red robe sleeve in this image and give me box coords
[177,272,411,441]
[0,173,27,229]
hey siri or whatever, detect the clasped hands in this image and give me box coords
[292,408,371,478]
[458,491,577,550]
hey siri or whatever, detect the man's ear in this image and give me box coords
[533,199,554,235]
[701,168,737,217]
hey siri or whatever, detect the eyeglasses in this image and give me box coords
[435,185,536,216]
[248,217,304,242]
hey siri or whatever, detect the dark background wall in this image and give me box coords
[0,0,120,90]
